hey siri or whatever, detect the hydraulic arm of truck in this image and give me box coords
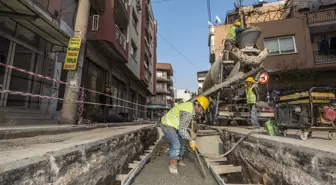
[191,66,265,101]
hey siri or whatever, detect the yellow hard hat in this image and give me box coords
[246,77,255,83]
[195,96,210,111]
[234,21,241,27]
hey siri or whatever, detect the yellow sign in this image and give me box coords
[63,38,82,70]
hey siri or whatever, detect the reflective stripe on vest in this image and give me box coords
[161,102,194,130]
[246,86,257,104]
[226,26,236,41]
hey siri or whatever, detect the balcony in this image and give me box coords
[157,76,172,83]
[120,0,129,11]
[115,24,127,51]
[307,9,336,24]
[156,88,171,94]
[313,50,336,65]
[144,67,151,84]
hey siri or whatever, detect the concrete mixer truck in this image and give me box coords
[194,26,274,126]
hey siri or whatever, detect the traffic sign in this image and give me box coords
[259,72,269,85]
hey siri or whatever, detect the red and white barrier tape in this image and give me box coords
[0,90,147,112]
[0,63,147,108]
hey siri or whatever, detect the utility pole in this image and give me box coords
[60,0,90,124]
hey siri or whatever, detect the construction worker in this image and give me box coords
[160,96,210,174]
[245,77,260,130]
[225,21,244,52]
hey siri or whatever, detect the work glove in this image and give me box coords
[189,140,198,151]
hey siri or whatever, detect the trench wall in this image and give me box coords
[219,129,336,185]
[0,126,158,185]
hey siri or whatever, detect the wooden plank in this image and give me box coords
[116,174,127,181]
[226,184,260,185]
[128,163,138,169]
[205,157,227,162]
[149,145,155,149]
[213,165,242,175]
[139,155,146,160]
[122,138,162,185]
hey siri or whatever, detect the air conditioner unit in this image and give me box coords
[92,15,99,31]
[136,0,142,11]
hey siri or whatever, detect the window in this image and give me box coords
[264,36,296,55]
[132,8,139,29]
[156,71,163,78]
[130,40,137,57]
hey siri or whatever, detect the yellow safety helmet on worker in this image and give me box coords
[246,77,255,83]
[195,96,210,111]
[234,21,241,27]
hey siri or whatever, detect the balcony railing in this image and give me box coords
[145,47,152,59]
[120,0,128,11]
[313,50,336,64]
[307,9,336,24]
[115,25,126,50]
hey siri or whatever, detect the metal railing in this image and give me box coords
[115,25,126,50]
[307,9,336,24]
[313,50,336,64]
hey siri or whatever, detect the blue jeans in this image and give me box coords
[249,104,259,126]
[160,124,186,160]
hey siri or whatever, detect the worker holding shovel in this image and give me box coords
[160,96,210,174]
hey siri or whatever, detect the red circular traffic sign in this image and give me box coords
[259,72,269,85]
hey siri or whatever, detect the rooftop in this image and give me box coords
[157,62,173,76]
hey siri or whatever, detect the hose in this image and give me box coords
[198,129,259,159]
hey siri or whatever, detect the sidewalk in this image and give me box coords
[0,121,157,140]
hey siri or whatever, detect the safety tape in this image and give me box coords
[0,90,147,112]
[0,63,147,108]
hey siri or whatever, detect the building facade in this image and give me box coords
[175,89,194,103]
[210,0,336,93]
[197,70,208,94]
[147,62,174,120]
[0,0,157,125]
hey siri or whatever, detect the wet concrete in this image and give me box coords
[131,143,218,185]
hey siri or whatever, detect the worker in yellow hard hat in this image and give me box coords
[224,20,245,59]
[160,96,210,174]
[245,77,260,130]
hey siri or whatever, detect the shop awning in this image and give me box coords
[0,0,73,51]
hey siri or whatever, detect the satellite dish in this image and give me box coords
[309,0,321,12]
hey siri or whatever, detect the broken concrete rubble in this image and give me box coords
[216,128,336,185]
[0,125,158,185]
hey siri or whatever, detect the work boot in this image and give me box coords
[168,166,178,174]
[178,160,187,166]
[168,160,178,174]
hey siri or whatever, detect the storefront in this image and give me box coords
[0,19,50,109]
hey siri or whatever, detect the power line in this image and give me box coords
[151,0,175,4]
[158,32,193,64]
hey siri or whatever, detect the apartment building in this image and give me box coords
[197,70,208,94]
[209,0,336,93]
[0,0,157,124]
[175,89,194,104]
[147,62,174,120]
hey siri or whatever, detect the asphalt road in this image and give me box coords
[131,144,218,185]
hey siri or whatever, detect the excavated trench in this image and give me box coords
[1,124,334,185]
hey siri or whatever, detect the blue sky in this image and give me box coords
[152,0,262,92]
